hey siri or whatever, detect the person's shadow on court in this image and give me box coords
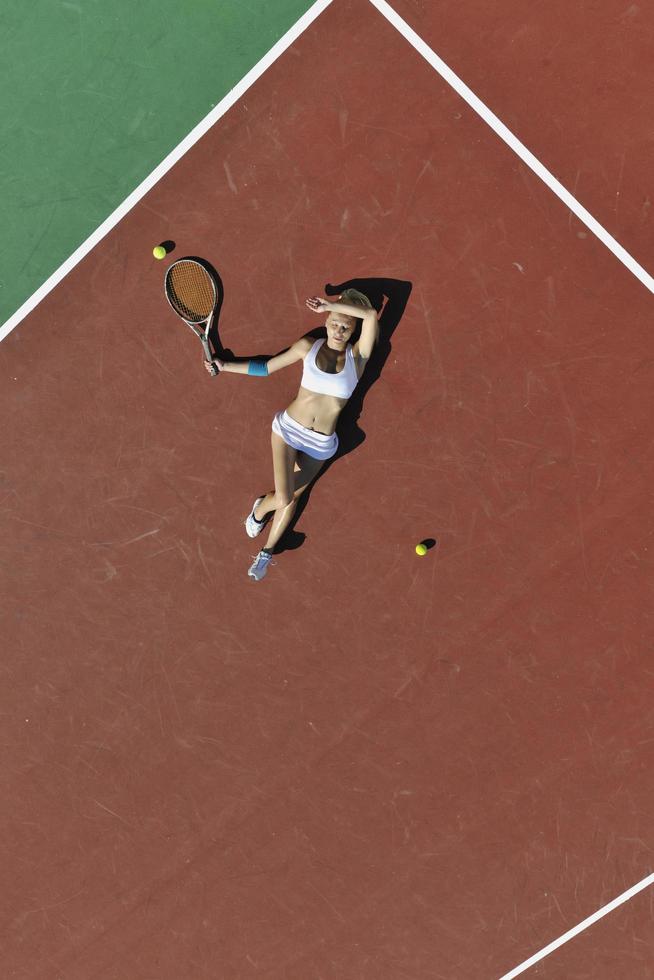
[280,276,412,554]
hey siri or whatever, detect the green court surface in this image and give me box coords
[0,0,316,327]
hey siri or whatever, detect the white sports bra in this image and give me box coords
[300,339,359,399]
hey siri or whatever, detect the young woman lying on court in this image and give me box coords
[205,289,378,580]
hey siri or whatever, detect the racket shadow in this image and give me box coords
[276,276,412,555]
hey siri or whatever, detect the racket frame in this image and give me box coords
[164,258,219,376]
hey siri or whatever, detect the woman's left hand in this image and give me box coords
[306,296,330,313]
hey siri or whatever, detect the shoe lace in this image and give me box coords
[250,552,276,566]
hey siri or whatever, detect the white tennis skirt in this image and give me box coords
[271,410,338,460]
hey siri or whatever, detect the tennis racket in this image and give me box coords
[164,258,218,375]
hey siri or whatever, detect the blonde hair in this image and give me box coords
[339,287,373,311]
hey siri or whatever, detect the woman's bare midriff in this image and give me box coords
[285,387,348,436]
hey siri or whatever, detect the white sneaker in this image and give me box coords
[244,496,269,537]
[248,550,275,581]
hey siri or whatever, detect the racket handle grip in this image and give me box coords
[201,335,218,376]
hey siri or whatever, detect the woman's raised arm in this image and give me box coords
[306,296,379,359]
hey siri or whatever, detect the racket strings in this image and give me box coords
[166,261,215,321]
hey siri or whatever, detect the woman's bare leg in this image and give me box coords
[254,458,304,521]
[253,492,276,522]
[255,433,297,540]
[261,451,326,552]
[263,499,298,551]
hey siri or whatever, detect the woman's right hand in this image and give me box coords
[205,357,224,374]
[306,296,330,314]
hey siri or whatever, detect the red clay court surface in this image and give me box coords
[2,1,653,977]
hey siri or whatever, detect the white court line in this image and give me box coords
[369,0,654,296]
[0,0,335,342]
[499,872,654,979]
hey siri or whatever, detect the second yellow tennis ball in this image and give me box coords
[153,245,166,260]
[415,543,427,556]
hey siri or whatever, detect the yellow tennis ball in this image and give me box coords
[153,245,166,260]
[415,543,427,556]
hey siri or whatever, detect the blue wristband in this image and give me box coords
[248,359,269,376]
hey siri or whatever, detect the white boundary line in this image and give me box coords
[0,0,335,342]
[369,0,654,297]
[499,872,654,978]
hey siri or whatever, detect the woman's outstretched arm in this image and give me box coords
[205,336,311,376]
